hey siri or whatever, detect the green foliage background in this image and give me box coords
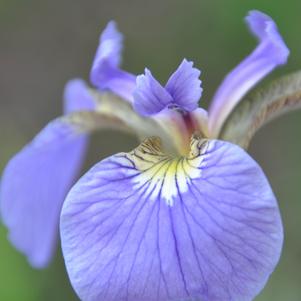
[0,0,301,300]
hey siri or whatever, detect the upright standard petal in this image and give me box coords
[61,137,283,301]
[208,10,289,138]
[165,59,202,111]
[90,21,136,102]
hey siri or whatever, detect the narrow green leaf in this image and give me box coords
[219,70,301,149]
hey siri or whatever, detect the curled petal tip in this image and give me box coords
[208,10,289,138]
[246,10,290,64]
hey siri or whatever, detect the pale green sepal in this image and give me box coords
[219,70,301,149]
[89,91,186,155]
[62,110,132,134]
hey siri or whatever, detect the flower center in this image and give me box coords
[152,108,209,158]
[125,135,209,206]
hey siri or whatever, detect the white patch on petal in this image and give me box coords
[127,136,209,206]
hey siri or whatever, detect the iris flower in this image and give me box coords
[0,10,294,301]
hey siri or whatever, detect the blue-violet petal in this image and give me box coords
[90,21,136,102]
[61,138,283,301]
[133,69,174,116]
[165,59,202,112]
[208,10,289,137]
[0,81,94,267]
[64,79,96,113]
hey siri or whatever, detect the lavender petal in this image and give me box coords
[64,79,96,113]
[61,139,283,301]
[90,21,136,102]
[208,10,289,137]
[0,81,94,267]
[165,59,202,111]
[133,69,174,116]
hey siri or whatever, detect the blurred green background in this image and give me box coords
[1,0,301,300]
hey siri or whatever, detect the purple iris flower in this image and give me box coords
[0,10,289,301]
